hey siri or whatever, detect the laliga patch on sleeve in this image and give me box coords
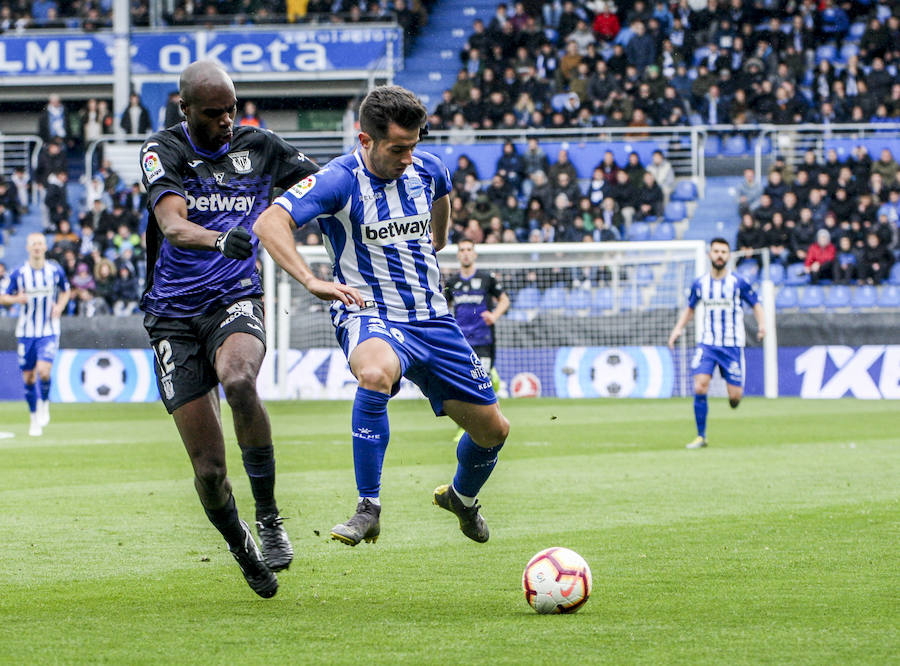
[288,174,316,199]
[143,152,165,183]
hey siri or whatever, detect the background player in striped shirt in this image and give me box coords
[254,85,510,547]
[667,237,766,449]
[0,233,70,436]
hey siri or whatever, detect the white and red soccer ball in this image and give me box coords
[522,547,592,614]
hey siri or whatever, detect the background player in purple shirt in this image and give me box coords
[445,239,509,441]
[140,60,318,598]
[668,238,766,449]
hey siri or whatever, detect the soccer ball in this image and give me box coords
[81,351,127,401]
[522,547,592,614]
[591,348,637,397]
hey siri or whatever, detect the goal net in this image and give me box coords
[261,240,715,400]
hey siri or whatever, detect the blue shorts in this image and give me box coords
[691,344,745,386]
[17,335,59,371]
[336,314,497,416]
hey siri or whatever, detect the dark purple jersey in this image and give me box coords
[140,123,317,317]
[446,269,505,346]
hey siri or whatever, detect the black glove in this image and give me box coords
[215,226,253,260]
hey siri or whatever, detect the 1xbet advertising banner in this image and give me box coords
[2,345,899,402]
[0,27,400,78]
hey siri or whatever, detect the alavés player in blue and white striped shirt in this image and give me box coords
[668,237,765,449]
[255,85,510,546]
[0,233,70,436]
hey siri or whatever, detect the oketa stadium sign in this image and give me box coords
[0,27,400,78]
[2,345,900,402]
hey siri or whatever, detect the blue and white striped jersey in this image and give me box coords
[5,260,69,338]
[687,272,758,348]
[274,149,452,325]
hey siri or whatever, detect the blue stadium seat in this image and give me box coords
[815,44,838,64]
[848,21,866,41]
[649,286,681,309]
[635,265,655,284]
[839,42,859,63]
[663,201,686,222]
[850,285,878,309]
[767,263,785,284]
[565,289,592,313]
[824,285,851,309]
[513,286,541,310]
[888,263,900,285]
[591,287,614,313]
[540,286,568,311]
[627,222,651,241]
[617,290,640,311]
[877,285,900,307]
[736,260,759,283]
[784,263,810,286]
[722,134,749,156]
[651,222,676,241]
[775,286,798,309]
[671,180,698,202]
[704,135,721,156]
[798,286,825,309]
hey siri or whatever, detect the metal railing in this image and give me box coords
[0,134,43,204]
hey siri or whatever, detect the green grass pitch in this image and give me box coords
[0,397,897,664]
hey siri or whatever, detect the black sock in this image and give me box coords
[241,445,278,519]
[203,493,246,548]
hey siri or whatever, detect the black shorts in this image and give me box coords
[143,298,266,414]
[471,343,495,371]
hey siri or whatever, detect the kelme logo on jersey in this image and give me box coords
[185,192,257,215]
[362,213,431,246]
[143,152,165,183]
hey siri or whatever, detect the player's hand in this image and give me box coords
[481,310,498,325]
[51,302,64,318]
[756,325,766,341]
[215,226,253,260]
[667,330,681,349]
[10,292,28,305]
[305,277,365,308]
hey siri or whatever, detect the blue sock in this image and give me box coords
[694,394,708,439]
[452,433,504,499]
[24,382,37,413]
[39,377,51,401]
[351,387,391,498]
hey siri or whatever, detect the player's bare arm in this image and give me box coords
[482,292,510,325]
[154,193,223,250]
[253,204,364,307]
[52,288,70,319]
[667,306,695,349]
[753,302,766,340]
[0,291,27,306]
[431,194,450,252]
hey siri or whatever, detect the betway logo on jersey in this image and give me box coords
[362,213,431,246]
[454,294,485,304]
[185,192,256,216]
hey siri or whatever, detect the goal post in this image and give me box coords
[261,239,778,400]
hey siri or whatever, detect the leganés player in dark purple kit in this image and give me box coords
[140,61,341,597]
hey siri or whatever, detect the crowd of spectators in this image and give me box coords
[0,0,432,31]
[429,0,900,133]
[735,145,898,285]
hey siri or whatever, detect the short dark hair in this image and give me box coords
[359,85,427,142]
[710,236,731,249]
